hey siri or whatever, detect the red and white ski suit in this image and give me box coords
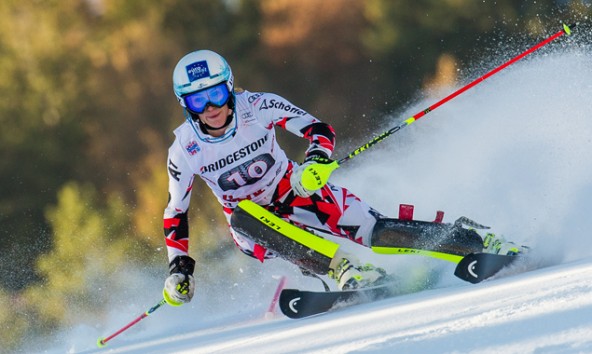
[164,90,379,263]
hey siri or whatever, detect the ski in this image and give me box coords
[279,283,398,319]
[279,252,521,319]
[454,252,521,284]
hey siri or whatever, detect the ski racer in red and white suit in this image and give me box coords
[164,89,379,264]
[162,50,528,306]
[162,50,385,306]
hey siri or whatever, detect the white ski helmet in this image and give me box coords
[172,50,234,108]
[172,50,237,143]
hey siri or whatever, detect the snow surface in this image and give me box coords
[33,36,592,354]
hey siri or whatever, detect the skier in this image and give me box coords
[162,50,524,306]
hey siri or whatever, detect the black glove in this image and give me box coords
[303,151,334,165]
[163,255,196,306]
[169,255,196,275]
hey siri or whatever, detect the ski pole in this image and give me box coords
[97,298,167,347]
[301,23,576,190]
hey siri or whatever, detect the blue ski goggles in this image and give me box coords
[183,82,230,114]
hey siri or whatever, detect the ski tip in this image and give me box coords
[279,289,307,319]
[454,253,519,284]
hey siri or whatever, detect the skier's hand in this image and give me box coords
[290,153,334,198]
[163,255,196,306]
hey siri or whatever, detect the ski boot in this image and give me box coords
[328,255,387,290]
[482,233,528,256]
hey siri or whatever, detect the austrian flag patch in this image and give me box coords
[185,141,200,155]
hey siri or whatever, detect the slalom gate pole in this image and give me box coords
[301,23,576,190]
[97,298,167,347]
[265,275,287,319]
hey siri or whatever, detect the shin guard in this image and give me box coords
[231,200,339,274]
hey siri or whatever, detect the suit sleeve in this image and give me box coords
[255,93,336,158]
[163,141,195,263]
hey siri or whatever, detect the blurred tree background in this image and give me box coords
[0,0,589,350]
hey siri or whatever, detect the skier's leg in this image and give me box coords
[270,181,381,246]
[371,218,484,256]
[371,217,529,256]
[230,199,387,290]
[223,207,278,262]
[230,200,340,274]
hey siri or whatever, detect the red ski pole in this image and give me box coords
[341,23,576,164]
[301,23,577,190]
[97,298,167,347]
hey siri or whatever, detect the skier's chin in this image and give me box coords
[207,121,227,130]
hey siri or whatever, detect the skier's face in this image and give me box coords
[197,103,232,136]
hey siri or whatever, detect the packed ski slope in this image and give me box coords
[91,260,592,353]
[35,39,592,353]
